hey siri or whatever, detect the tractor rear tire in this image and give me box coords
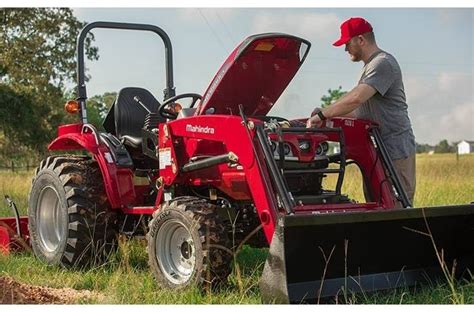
[28,156,117,268]
[147,196,232,289]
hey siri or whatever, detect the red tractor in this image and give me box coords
[2,22,474,303]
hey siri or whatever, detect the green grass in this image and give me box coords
[0,170,31,217]
[324,153,474,207]
[1,154,474,303]
[0,242,264,304]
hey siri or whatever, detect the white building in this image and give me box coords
[457,140,474,154]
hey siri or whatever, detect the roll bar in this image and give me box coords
[76,21,175,124]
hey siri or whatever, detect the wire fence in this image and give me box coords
[0,161,36,172]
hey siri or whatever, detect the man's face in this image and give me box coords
[344,36,363,62]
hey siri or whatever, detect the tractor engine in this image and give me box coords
[262,118,346,202]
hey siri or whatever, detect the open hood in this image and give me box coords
[196,33,311,117]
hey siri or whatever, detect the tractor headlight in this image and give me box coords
[316,145,323,156]
[272,141,292,157]
[316,142,329,156]
[270,140,277,152]
[321,142,329,153]
[299,140,310,152]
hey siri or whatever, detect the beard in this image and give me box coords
[346,43,363,62]
[349,50,362,62]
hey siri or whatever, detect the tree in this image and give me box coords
[434,139,456,153]
[85,92,117,130]
[0,8,98,157]
[1,8,98,89]
[320,86,347,108]
[415,142,434,154]
[0,84,43,160]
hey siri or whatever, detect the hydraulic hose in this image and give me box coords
[4,195,21,238]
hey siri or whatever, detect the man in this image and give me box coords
[306,17,416,205]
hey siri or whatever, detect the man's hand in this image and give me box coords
[307,84,377,127]
[306,114,323,128]
[311,107,322,117]
[308,107,324,127]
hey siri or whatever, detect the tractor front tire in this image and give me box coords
[147,197,232,289]
[28,156,117,268]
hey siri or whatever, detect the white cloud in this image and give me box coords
[439,102,474,141]
[251,12,340,43]
[406,72,473,144]
[438,72,471,92]
[177,8,237,22]
[436,9,471,26]
[176,8,196,20]
[271,92,304,118]
[436,9,458,25]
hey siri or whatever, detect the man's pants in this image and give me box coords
[363,153,416,206]
[392,153,416,205]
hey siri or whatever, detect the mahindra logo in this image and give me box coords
[186,124,215,134]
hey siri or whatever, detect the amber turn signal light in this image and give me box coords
[64,100,80,114]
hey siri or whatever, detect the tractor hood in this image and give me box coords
[196,34,311,117]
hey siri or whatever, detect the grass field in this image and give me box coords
[1,153,473,304]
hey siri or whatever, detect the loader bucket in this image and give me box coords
[260,204,474,303]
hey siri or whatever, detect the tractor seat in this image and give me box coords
[103,87,165,149]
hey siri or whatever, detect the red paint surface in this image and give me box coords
[0,217,29,254]
[197,35,306,117]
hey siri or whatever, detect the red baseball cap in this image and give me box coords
[333,17,373,47]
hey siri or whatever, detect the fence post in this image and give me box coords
[11,161,14,172]
[27,162,30,171]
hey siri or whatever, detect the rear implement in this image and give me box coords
[0,196,29,255]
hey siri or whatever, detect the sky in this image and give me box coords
[69,7,473,145]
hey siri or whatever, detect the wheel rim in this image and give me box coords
[155,219,196,285]
[36,186,65,253]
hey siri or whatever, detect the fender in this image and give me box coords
[48,123,135,208]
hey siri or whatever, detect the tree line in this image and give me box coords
[416,140,460,154]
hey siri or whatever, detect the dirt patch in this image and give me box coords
[0,276,101,304]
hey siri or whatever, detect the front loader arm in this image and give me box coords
[324,118,397,208]
[162,115,279,242]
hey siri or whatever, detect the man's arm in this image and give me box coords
[323,83,376,118]
[307,83,376,127]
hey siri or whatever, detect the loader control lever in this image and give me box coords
[133,96,152,114]
[158,93,202,119]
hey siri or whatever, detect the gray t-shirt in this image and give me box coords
[355,51,415,160]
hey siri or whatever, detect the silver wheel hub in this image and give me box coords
[36,186,65,253]
[156,219,196,285]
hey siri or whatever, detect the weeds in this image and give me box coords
[420,208,464,304]
[316,245,336,303]
[1,154,473,303]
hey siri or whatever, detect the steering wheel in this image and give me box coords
[158,93,202,119]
